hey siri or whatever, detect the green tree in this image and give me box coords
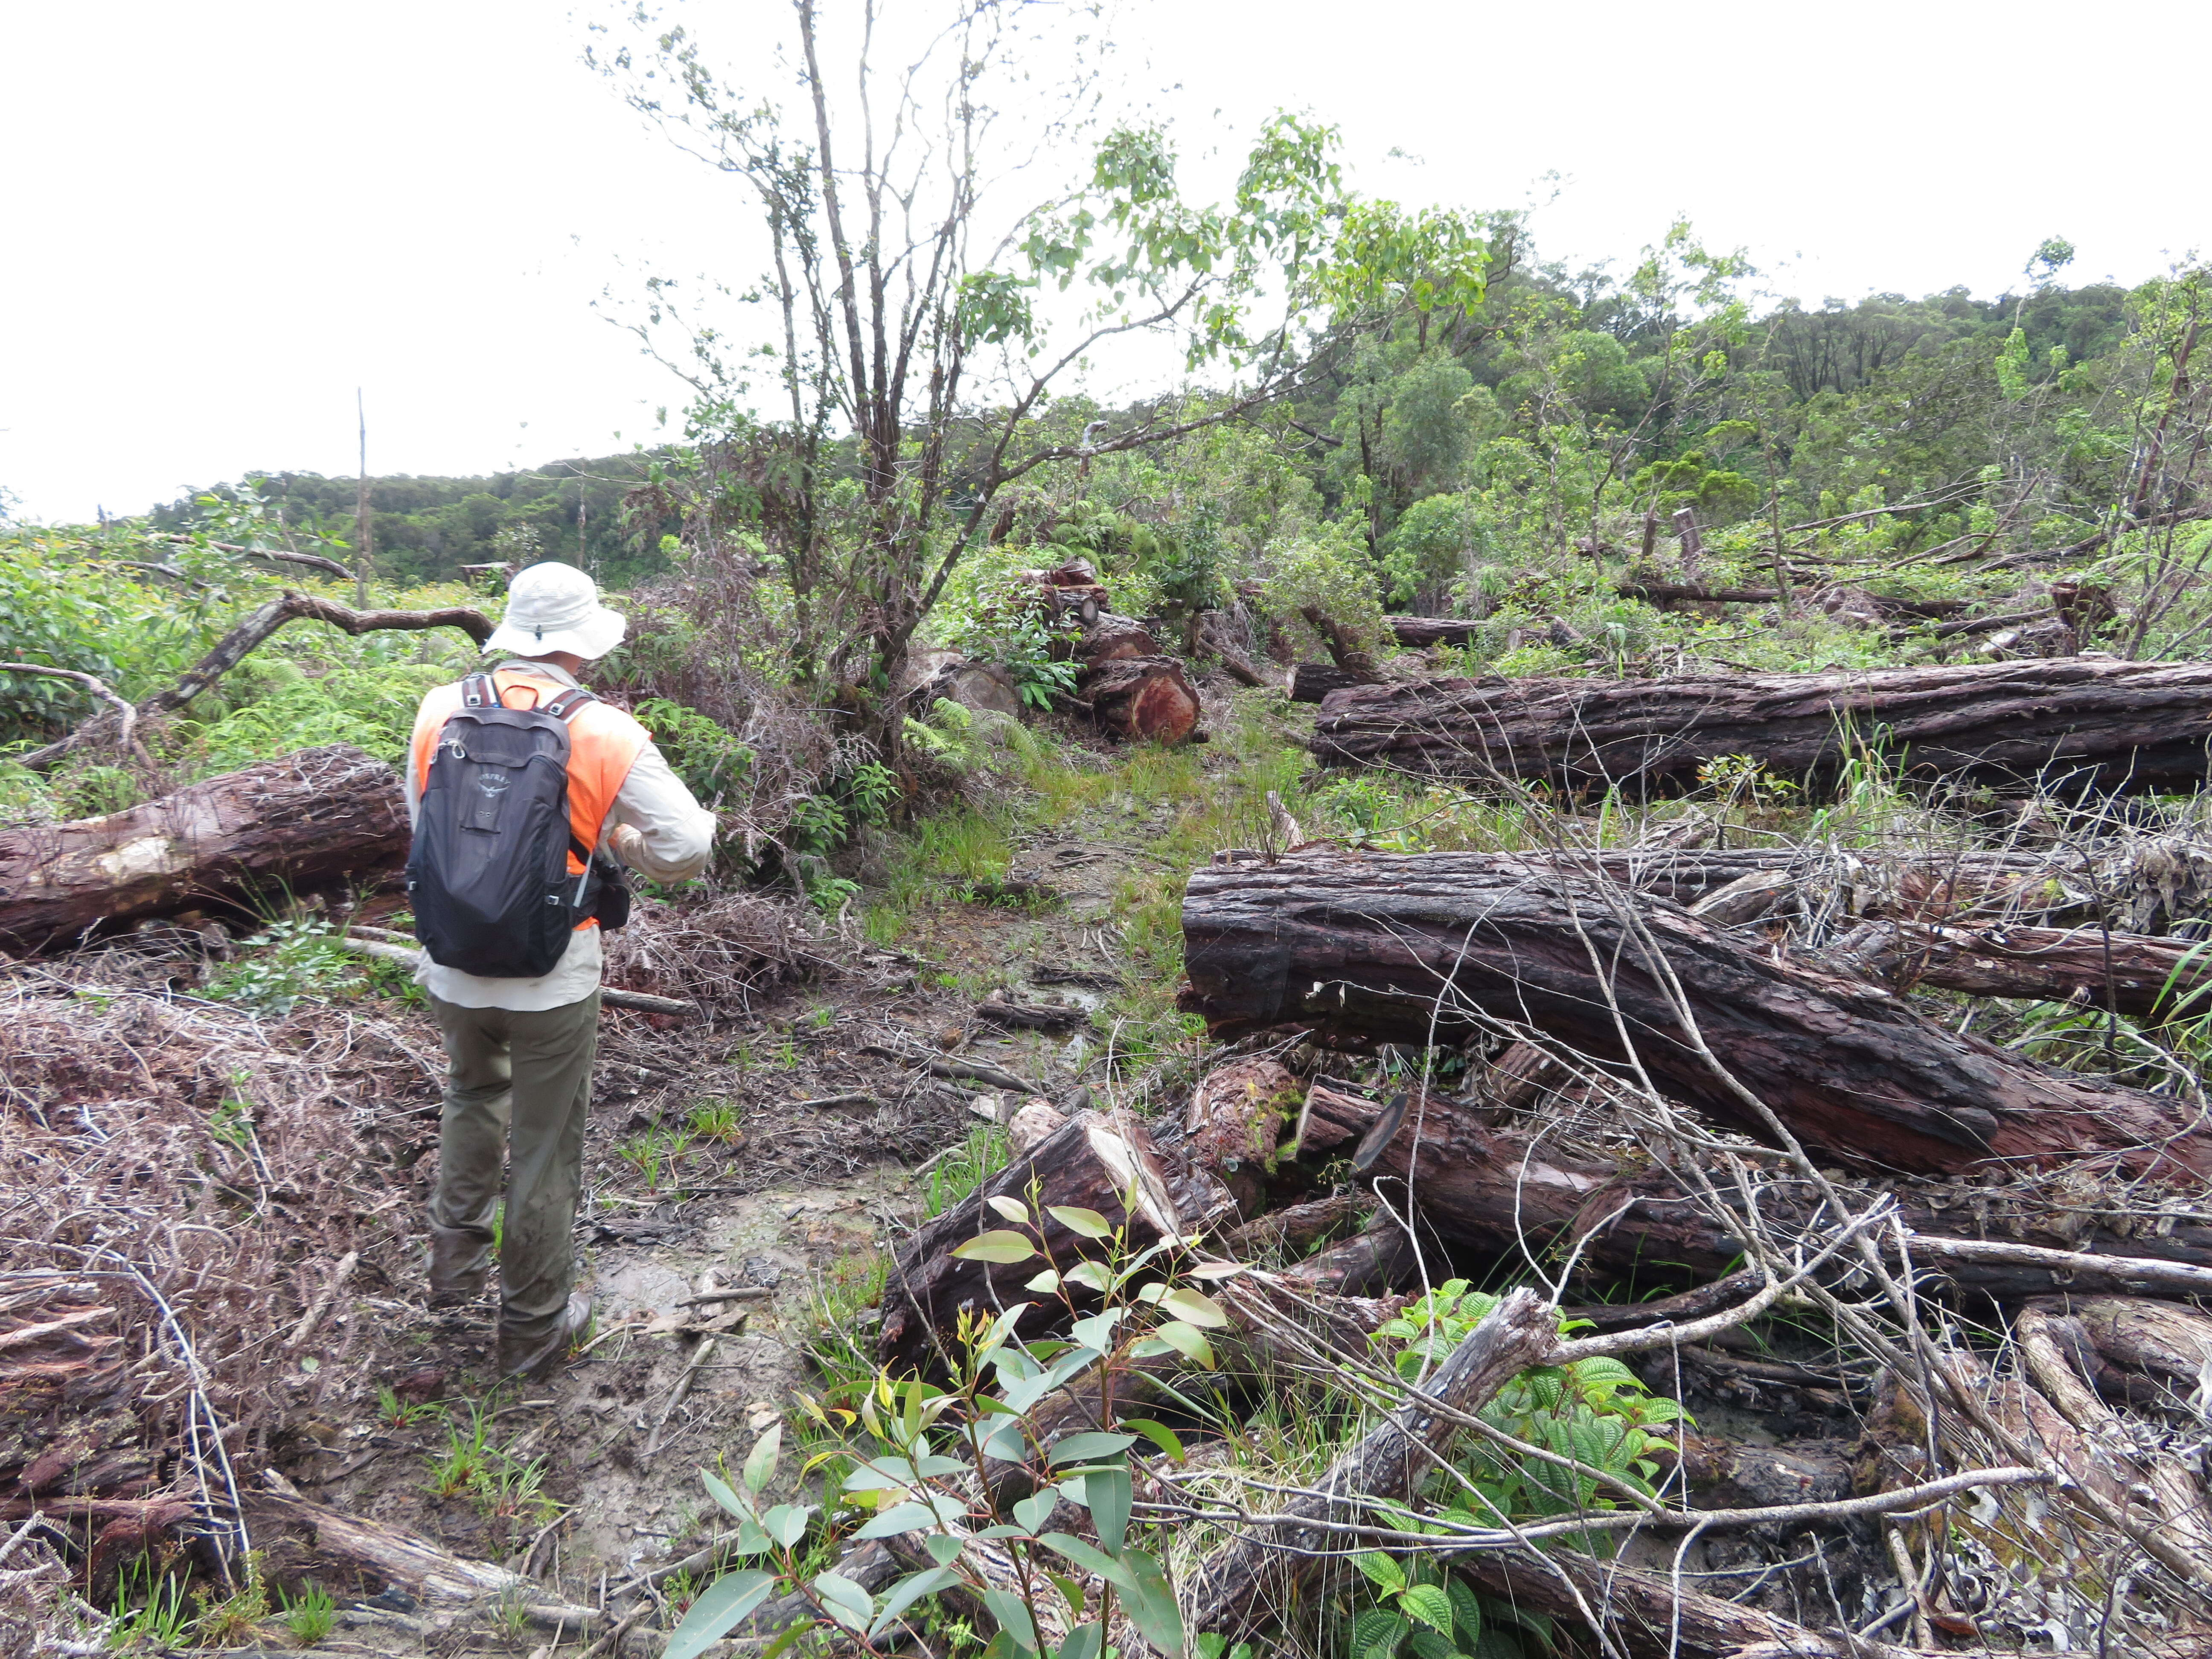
[594,0,1492,757]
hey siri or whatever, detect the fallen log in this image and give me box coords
[1288,662,1382,702]
[2028,1294,2212,1409]
[1825,918,2212,1019]
[20,590,493,771]
[1449,1544,1929,1659]
[1308,658,2212,795]
[1179,1287,1560,1644]
[0,745,408,951]
[1299,605,1383,680]
[1386,616,1484,648]
[250,1474,602,1622]
[1078,655,1200,744]
[1181,850,2212,1179]
[877,1109,1234,1373]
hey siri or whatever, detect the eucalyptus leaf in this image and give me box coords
[954,1229,1039,1263]
[661,1569,776,1659]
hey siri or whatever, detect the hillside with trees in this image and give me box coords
[5,3,2212,1657]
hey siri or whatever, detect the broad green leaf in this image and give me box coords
[1399,1583,1455,1638]
[926,1534,966,1566]
[1048,1432,1137,1466]
[813,1571,875,1633]
[853,1500,935,1539]
[841,1455,918,1493]
[662,1569,775,1659]
[1405,1628,1461,1659]
[1062,1260,1112,1292]
[983,1585,1037,1651]
[1151,1321,1215,1368]
[1158,1287,1228,1327]
[1120,1417,1186,1462]
[1025,1269,1062,1292]
[744,1423,782,1493]
[954,1230,1039,1263]
[1013,1490,1056,1534]
[1120,1549,1185,1659]
[1446,1579,1483,1645]
[1037,1532,1135,1591]
[761,1503,812,1548]
[988,1195,1032,1223]
[868,1566,963,1638]
[1086,1466,1132,1554]
[701,1469,757,1522]
[1046,1572,1085,1621]
[1048,1205,1114,1239]
[1352,1552,1406,1594]
[1057,1622,1105,1659]
[1068,1310,1122,1351]
[1351,1607,1407,1659]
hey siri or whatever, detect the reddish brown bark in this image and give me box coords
[1179,850,2212,1180]
[1825,918,2212,1019]
[1079,655,1201,744]
[1310,658,2212,795]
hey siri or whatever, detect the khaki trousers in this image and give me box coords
[426,991,600,1345]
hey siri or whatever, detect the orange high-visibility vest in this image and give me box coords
[409,669,650,925]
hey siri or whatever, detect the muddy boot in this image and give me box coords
[428,1226,492,1310]
[495,1292,591,1383]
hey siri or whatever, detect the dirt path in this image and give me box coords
[273,765,1202,1652]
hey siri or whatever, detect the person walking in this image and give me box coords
[404,562,715,1380]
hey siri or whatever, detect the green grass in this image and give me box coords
[687,1100,746,1143]
[615,1125,696,1189]
[279,1582,336,1645]
[802,1248,893,1404]
[923,1122,1011,1219]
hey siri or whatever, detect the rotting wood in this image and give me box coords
[877,1109,1235,1372]
[20,590,494,772]
[249,1473,601,1621]
[1308,658,2212,795]
[1824,917,2212,1018]
[1180,849,2212,1179]
[0,745,408,951]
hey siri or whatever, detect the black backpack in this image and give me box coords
[406,672,631,979]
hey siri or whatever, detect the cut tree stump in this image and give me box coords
[1078,655,1200,744]
[0,744,407,951]
[1823,918,2212,1019]
[1308,658,2212,794]
[1072,615,1160,669]
[1179,849,2212,1180]
[877,1109,1234,1372]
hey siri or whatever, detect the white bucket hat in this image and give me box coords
[484,562,628,661]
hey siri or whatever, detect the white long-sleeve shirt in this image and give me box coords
[403,659,718,1011]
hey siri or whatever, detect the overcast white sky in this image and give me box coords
[4,0,2205,525]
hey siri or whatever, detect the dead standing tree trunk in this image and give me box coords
[1177,850,2212,1181]
[1307,658,2212,795]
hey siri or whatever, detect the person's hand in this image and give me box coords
[609,823,645,868]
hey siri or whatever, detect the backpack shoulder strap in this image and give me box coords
[542,687,599,722]
[460,672,499,709]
